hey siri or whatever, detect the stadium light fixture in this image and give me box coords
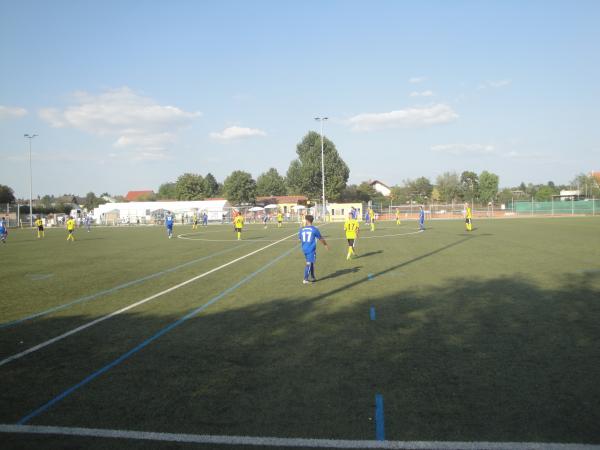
[24,134,38,228]
[314,117,328,220]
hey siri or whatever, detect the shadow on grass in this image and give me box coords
[318,267,363,281]
[1,270,599,449]
[355,250,383,259]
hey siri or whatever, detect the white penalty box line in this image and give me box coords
[0,233,297,368]
[0,425,598,450]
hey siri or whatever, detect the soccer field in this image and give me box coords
[1,218,599,449]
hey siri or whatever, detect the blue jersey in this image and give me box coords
[419,209,425,222]
[299,225,322,254]
[165,215,174,227]
[0,221,5,233]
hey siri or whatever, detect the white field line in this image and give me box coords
[0,233,297,368]
[0,425,598,450]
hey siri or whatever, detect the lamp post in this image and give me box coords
[24,134,38,227]
[314,117,328,220]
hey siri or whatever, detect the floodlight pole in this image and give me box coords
[24,134,38,227]
[314,117,328,220]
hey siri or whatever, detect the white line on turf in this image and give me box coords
[0,425,597,450]
[0,233,297,368]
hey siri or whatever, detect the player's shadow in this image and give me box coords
[319,266,362,281]
[356,250,383,259]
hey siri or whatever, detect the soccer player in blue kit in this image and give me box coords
[165,212,174,239]
[299,215,329,284]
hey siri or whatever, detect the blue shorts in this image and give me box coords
[167,224,173,230]
[304,251,316,263]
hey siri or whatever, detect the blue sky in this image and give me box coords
[1,0,599,198]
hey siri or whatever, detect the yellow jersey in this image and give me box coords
[66,219,75,231]
[344,218,360,239]
[369,209,375,221]
[234,215,244,229]
[466,207,472,219]
[277,213,283,222]
[35,218,43,227]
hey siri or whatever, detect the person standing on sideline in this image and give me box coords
[418,206,425,231]
[165,212,174,239]
[35,216,45,238]
[277,211,283,228]
[202,211,208,227]
[85,215,92,232]
[66,216,76,241]
[299,215,329,283]
[396,209,401,226]
[464,202,473,231]
[344,211,360,260]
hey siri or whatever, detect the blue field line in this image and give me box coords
[17,245,296,425]
[375,394,385,441]
[1,244,250,330]
[370,306,376,321]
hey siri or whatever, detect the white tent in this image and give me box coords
[295,205,306,210]
[264,204,278,209]
[249,206,264,212]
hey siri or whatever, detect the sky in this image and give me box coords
[1,0,599,198]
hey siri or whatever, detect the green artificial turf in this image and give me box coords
[1,218,599,448]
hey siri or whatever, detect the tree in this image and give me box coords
[497,188,514,206]
[84,192,107,210]
[158,182,177,199]
[175,173,205,200]
[406,177,433,203]
[460,171,479,200]
[203,173,220,198]
[479,171,500,203]
[535,185,558,201]
[436,172,462,202]
[286,131,350,201]
[0,184,16,204]
[223,170,256,204]
[256,168,287,197]
[390,185,409,204]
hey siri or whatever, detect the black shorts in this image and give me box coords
[465,218,471,224]
[235,227,242,233]
[68,229,73,234]
[38,226,44,231]
[347,239,355,246]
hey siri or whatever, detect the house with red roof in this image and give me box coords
[124,190,155,201]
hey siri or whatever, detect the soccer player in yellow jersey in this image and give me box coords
[35,217,45,238]
[395,210,401,226]
[344,212,360,260]
[369,208,376,231]
[66,216,76,241]
[192,213,198,230]
[464,202,473,231]
[277,212,283,228]
[233,214,244,240]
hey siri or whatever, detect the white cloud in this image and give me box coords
[38,87,200,160]
[0,105,27,119]
[409,90,434,97]
[431,143,495,155]
[409,76,426,84]
[209,126,267,141]
[478,79,512,90]
[347,104,458,131]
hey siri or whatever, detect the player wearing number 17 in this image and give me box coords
[344,212,360,260]
[299,215,329,284]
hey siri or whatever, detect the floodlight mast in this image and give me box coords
[24,134,38,227]
[314,117,328,220]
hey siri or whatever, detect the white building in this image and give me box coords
[93,199,230,224]
[558,190,581,201]
[369,180,392,197]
